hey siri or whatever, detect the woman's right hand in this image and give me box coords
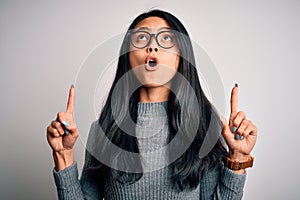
[46,85,79,170]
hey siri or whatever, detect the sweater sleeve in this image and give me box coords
[52,121,103,200]
[200,162,246,199]
[53,162,85,199]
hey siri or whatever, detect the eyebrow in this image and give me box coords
[136,26,171,31]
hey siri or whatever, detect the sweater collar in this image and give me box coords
[137,101,168,116]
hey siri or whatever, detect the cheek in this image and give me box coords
[160,52,180,69]
[129,53,135,68]
[129,50,145,68]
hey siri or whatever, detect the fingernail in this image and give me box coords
[235,133,239,140]
[62,121,70,127]
[64,129,69,135]
[235,83,238,87]
[71,84,74,88]
[240,135,244,140]
[231,126,237,133]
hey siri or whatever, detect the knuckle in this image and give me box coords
[48,127,58,137]
[51,120,57,126]
[54,130,60,137]
[69,125,77,130]
[58,130,64,136]
[46,125,52,133]
[57,112,65,121]
[52,120,61,129]
[249,122,254,128]
[233,120,238,127]
[253,124,257,130]
[234,121,240,127]
[51,127,57,133]
[74,132,79,138]
[238,111,245,117]
[242,119,249,127]
[237,126,244,133]
[233,117,241,125]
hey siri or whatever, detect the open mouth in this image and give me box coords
[146,57,158,68]
[148,59,157,67]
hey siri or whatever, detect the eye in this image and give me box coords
[162,35,172,41]
[137,34,147,41]
[159,32,176,43]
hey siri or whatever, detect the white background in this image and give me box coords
[0,0,299,199]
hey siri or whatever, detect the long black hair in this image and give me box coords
[88,9,228,191]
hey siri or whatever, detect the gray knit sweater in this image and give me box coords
[53,102,246,199]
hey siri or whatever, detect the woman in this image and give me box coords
[47,9,257,199]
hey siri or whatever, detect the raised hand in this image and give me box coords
[221,84,258,161]
[46,85,79,170]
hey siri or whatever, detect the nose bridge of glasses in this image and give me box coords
[148,33,159,48]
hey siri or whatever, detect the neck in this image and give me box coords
[139,86,170,103]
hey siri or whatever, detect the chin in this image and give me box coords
[138,76,173,88]
[142,83,165,88]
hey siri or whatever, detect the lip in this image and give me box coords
[145,56,159,71]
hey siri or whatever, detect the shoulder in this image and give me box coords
[86,120,100,150]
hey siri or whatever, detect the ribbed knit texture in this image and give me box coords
[53,101,246,199]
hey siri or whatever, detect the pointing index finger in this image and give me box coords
[230,83,238,115]
[66,85,75,114]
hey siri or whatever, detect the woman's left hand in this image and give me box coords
[221,84,258,161]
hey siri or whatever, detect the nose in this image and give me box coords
[147,47,159,53]
[147,37,159,53]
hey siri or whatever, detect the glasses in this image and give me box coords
[130,30,177,49]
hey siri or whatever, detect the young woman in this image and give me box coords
[47,10,258,199]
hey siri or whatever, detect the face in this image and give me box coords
[129,16,180,87]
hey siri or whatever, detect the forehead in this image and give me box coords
[134,16,170,31]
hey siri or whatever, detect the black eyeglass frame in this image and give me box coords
[129,30,177,49]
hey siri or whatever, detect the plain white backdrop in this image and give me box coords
[0,0,299,199]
